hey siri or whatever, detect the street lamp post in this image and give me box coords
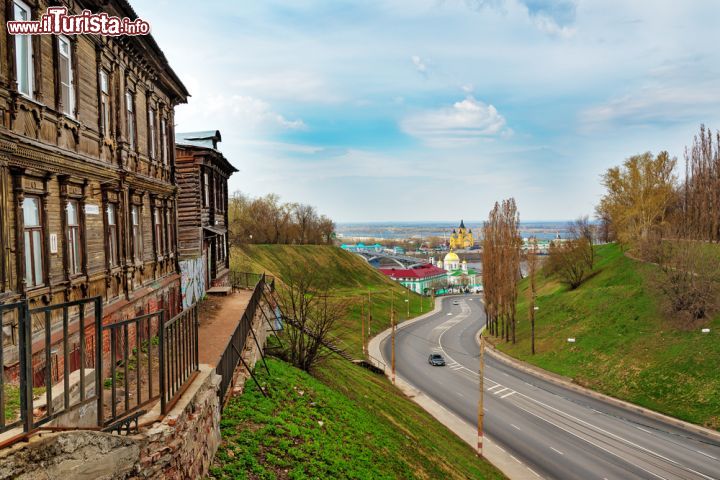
[478,331,485,457]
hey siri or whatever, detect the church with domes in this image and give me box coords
[434,250,480,290]
[449,220,474,249]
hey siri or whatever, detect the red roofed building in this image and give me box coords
[379,263,448,294]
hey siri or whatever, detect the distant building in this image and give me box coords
[449,220,474,249]
[434,251,480,290]
[175,130,237,307]
[378,263,448,294]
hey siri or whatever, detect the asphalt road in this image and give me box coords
[380,295,720,480]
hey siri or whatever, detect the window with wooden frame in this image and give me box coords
[106,203,119,267]
[160,117,168,165]
[23,196,43,288]
[131,204,142,262]
[203,171,210,207]
[57,35,75,117]
[100,70,111,136]
[165,207,174,255]
[148,107,156,160]
[126,90,136,149]
[13,1,34,98]
[153,207,164,256]
[66,200,82,275]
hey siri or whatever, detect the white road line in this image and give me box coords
[514,392,714,480]
[513,402,669,480]
[510,455,519,462]
[488,384,503,391]
[551,447,564,455]
[696,450,718,460]
[501,391,515,399]
[511,424,521,431]
[528,468,541,478]
[494,387,509,395]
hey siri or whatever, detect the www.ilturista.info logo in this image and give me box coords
[7,7,150,36]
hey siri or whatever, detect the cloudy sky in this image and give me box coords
[134,0,720,222]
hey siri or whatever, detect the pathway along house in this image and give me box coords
[0,0,188,379]
[175,130,237,308]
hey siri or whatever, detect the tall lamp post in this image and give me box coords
[478,331,485,457]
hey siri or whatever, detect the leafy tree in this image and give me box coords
[597,152,677,245]
[547,238,593,290]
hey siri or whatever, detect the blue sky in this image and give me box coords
[134,0,720,222]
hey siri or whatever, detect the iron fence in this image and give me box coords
[160,304,199,414]
[101,311,164,425]
[216,274,266,404]
[22,297,103,432]
[230,271,273,290]
[1,301,24,434]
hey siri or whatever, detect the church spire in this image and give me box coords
[459,219,466,229]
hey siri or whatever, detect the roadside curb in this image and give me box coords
[367,295,541,480]
[481,337,720,445]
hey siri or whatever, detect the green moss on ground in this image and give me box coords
[497,243,720,430]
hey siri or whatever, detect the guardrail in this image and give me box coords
[216,274,266,405]
[160,304,199,414]
[101,311,163,424]
[1,301,26,434]
[22,297,104,433]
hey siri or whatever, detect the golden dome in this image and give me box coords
[444,251,459,263]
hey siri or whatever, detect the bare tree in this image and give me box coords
[569,215,596,268]
[647,239,720,328]
[547,238,592,290]
[277,267,350,371]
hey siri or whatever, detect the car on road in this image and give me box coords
[452,300,459,305]
[428,353,446,366]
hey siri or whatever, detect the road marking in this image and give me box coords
[501,391,515,399]
[510,455,519,462]
[696,450,718,460]
[511,423,521,431]
[488,384,503,391]
[447,313,452,316]
[514,392,714,479]
[456,392,465,398]
[494,387,509,395]
[528,468,541,478]
[513,403,670,480]
[551,447,564,455]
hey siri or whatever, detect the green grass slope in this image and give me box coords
[211,358,503,480]
[233,245,433,358]
[497,243,720,429]
[223,244,503,479]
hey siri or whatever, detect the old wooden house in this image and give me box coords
[0,0,189,375]
[175,131,236,307]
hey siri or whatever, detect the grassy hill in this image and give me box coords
[496,243,720,429]
[233,245,433,358]
[211,358,503,480]
[218,244,504,479]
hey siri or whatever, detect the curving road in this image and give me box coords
[380,295,720,480]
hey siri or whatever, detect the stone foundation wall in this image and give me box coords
[135,366,222,479]
[0,366,221,480]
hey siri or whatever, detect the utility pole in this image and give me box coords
[368,291,372,341]
[391,290,396,384]
[361,300,366,356]
[478,331,485,457]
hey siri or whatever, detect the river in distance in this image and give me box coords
[336,221,571,241]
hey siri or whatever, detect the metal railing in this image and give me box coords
[216,274,266,404]
[230,271,274,290]
[160,304,199,414]
[101,311,164,425]
[22,297,104,432]
[1,301,25,434]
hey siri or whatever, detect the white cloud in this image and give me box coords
[400,96,509,146]
[580,83,720,129]
[411,55,429,76]
[231,71,343,104]
[177,93,306,133]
